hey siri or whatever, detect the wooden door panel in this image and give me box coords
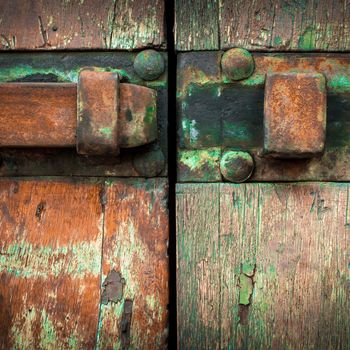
[97,179,169,349]
[0,179,103,348]
[177,183,350,349]
[175,0,350,51]
[0,0,165,50]
[0,178,168,349]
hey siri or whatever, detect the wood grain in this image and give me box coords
[176,183,221,349]
[175,0,219,51]
[0,0,165,50]
[175,0,350,51]
[0,178,169,348]
[0,179,104,348]
[97,179,169,349]
[177,183,350,349]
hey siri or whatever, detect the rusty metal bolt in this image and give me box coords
[221,48,255,81]
[133,148,165,177]
[134,50,165,81]
[220,150,254,183]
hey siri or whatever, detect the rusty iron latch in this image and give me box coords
[263,72,326,159]
[177,49,350,183]
[0,68,157,156]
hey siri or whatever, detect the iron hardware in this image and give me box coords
[0,68,157,156]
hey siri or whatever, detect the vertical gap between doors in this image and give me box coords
[165,0,177,347]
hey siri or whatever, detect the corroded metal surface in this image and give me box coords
[119,83,158,148]
[134,50,165,81]
[77,69,120,155]
[0,83,76,147]
[220,150,254,183]
[0,80,158,153]
[264,73,326,158]
[0,51,167,177]
[221,48,255,81]
[177,52,350,182]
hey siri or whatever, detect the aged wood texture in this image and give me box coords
[0,0,165,50]
[97,179,169,349]
[175,0,350,51]
[0,178,169,348]
[176,184,221,348]
[177,183,350,349]
[175,0,219,51]
[0,179,103,348]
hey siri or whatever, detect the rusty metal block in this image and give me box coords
[264,73,326,158]
[77,69,120,156]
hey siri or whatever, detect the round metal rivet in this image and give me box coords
[221,48,255,81]
[133,149,165,177]
[134,50,165,81]
[220,151,254,183]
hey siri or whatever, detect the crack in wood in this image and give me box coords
[121,299,133,350]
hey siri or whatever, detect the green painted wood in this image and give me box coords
[175,0,219,51]
[177,183,350,349]
[176,183,221,348]
[175,0,350,51]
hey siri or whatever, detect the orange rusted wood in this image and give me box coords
[0,178,169,348]
[264,73,327,158]
[0,82,157,149]
[0,179,103,348]
[77,70,120,155]
[97,179,169,349]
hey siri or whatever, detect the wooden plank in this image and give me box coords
[0,179,104,348]
[220,0,350,51]
[177,183,350,348]
[175,0,219,51]
[0,0,165,50]
[97,179,169,349]
[176,183,221,349]
[175,0,350,51]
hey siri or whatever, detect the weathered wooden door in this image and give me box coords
[176,1,350,349]
[0,2,168,349]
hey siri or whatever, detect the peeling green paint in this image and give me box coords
[144,105,156,125]
[99,127,113,138]
[0,240,102,278]
[298,28,315,50]
[40,309,57,349]
[239,274,254,305]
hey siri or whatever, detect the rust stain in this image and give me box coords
[264,72,326,158]
[77,69,120,156]
[101,270,125,305]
